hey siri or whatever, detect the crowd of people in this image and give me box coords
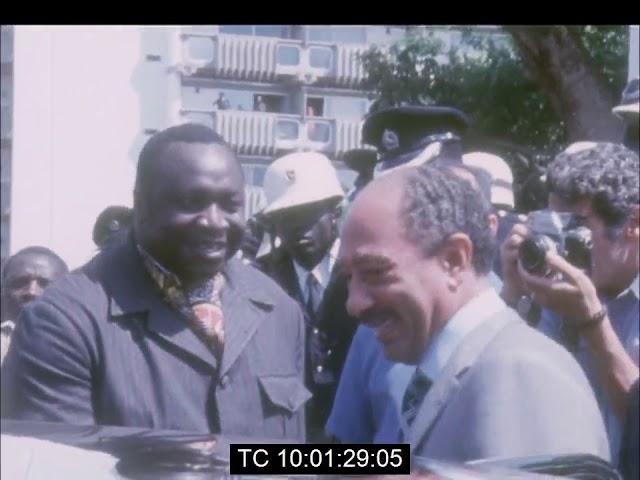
[1,76,638,478]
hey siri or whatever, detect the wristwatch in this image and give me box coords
[576,306,608,331]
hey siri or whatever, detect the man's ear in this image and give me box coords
[488,213,499,239]
[438,233,473,277]
[626,205,640,240]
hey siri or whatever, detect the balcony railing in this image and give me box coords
[180,109,365,158]
[180,32,369,87]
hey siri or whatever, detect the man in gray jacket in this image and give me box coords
[338,164,610,461]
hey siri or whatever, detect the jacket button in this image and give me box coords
[316,365,323,373]
[220,375,229,388]
[312,328,319,335]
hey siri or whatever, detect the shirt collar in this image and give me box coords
[135,244,224,306]
[1,320,16,334]
[293,239,340,291]
[136,244,183,292]
[419,287,506,382]
[603,274,640,303]
[629,275,639,300]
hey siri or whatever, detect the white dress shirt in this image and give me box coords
[293,240,340,304]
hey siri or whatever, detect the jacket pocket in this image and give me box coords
[258,375,311,414]
[258,375,311,441]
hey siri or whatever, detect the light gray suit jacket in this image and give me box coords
[407,308,610,463]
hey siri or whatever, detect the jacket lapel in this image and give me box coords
[105,237,221,371]
[408,311,518,453]
[218,260,274,377]
[282,258,305,305]
[145,298,220,371]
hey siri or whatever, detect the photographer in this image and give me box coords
[500,142,639,463]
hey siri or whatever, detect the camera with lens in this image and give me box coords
[518,209,593,276]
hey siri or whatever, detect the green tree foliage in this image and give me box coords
[362,26,628,210]
[360,26,628,178]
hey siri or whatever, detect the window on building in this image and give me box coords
[220,25,253,36]
[220,25,292,39]
[276,45,300,66]
[306,121,331,143]
[307,26,366,44]
[306,97,324,117]
[276,120,299,141]
[307,27,331,43]
[332,26,366,44]
[255,26,291,39]
[253,94,286,114]
[221,90,255,112]
[309,46,333,70]
[182,86,294,114]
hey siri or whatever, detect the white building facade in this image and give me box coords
[2,25,635,269]
[2,25,408,268]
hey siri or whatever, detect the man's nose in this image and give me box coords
[197,204,229,229]
[345,277,374,319]
[22,279,43,298]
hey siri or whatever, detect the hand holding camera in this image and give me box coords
[501,210,604,328]
[517,249,605,328]
[518,210,593,277]
[499,222,531,307]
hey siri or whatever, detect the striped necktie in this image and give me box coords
[401,368,432,428]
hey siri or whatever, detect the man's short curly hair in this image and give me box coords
[547,142,639,230]
[402,165,496,275]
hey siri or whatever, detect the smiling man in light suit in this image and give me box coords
[338,163,610,462]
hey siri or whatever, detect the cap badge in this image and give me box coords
[285,169,296,183]
[382,129,400,151]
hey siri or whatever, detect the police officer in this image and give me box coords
[259,151,357,442]
[92,206,132,251]
[342,148,377,202]
[361,104,470,176]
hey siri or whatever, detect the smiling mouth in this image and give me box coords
[361,313,397,344]
[191,239,227,257]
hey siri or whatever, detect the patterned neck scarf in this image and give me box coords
[137,244,226,356]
